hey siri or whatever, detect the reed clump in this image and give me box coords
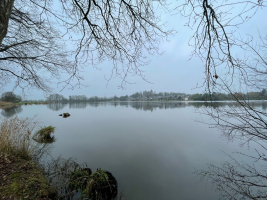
[33,126,55,143]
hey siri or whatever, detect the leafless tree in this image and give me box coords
[46,93,66,102]
[1,1,266,93]
[3,1,267,198]
[193,22,267,200]
[196,144,267,199]
[0,0,173,92]
[174,1,267,199]
[192,32,267,198]
[175,0,266,93]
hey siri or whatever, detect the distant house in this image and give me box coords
[185,97,189,101]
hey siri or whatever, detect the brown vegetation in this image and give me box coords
[0,101,14,109]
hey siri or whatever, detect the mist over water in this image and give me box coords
[1,101,265,199]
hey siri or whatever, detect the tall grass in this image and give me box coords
[0,117,58,199]
[0,116,40,160]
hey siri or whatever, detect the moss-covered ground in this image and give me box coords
[0,154,57,200]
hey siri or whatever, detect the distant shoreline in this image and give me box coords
[0,101,52,109]
[0,101,14,109]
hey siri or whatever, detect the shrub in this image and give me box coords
[69,168,118,199]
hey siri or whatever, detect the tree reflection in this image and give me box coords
[45,101,267,113]
[262,101,267,111]
[69,102,88,109]
[196,146,267,199]
[196,99,267,199]
[129,101,189,111]
[1,105,22,117]
[47,103,67,111]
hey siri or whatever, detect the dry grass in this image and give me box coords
[33,126,56,144]
[0,101,14,108]
[36,126,55,138]
[0,116,40,160]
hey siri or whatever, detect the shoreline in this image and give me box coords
[0,101,14,109]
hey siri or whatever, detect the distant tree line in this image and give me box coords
[2,89,266,103]
[190,90,267,101]
[44,89,267,102]
[44,90,188,102]
[46,94,67,102]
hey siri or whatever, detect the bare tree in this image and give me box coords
[2,1,267,198]
[46,93,66,102]
[175,0,266,93]
[1,1,266,93]
[194,26,267,200]
[196,143,267,199]
[173,1,267,199]
[0,0,173,92]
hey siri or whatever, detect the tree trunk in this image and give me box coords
[0,0,15,44]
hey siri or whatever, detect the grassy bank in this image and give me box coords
[15,101,51,105]
[0,155,57,199]
[0,101,14,108]
[0,117,57,199]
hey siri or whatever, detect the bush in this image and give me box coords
[69,168,118,199]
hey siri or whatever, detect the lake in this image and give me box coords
[1,101,265,199]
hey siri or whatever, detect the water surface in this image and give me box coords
[2,101,263,199]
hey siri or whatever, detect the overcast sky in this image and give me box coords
[4,1,267,100]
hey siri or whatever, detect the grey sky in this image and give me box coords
[4,1,267,100]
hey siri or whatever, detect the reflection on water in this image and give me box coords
[1,105,22,117]
[47,103,67,111]
[194,100,267,199]
[41,100,267,112]
[69,102,88,109]
[2,101,267,199]
[196,146,267,199]
[3,101,267,117]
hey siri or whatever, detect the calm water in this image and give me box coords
[1,101,264,199]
